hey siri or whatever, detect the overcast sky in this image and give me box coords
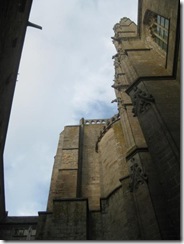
[4,0,138,216]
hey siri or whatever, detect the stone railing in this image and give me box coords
[83,119,108,125]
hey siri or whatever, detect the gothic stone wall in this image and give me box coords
[112,0,180,239]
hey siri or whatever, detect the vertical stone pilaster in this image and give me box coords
[47,126,80,211]
[128,82,180,239]
[127,152,161,240]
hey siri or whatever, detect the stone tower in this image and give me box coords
[35,0,180,237]
[0,0,180,240]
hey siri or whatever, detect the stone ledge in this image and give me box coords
[126,146,148,161]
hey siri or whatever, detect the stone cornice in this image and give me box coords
[125,75,175,95]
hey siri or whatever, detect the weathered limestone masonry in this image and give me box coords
[109,17,162,240]
[35,110,163,240]
[111,0,180,239]
[0,0,180,240]
[36,116,137,240]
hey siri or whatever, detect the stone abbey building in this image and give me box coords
[0,0,180,240]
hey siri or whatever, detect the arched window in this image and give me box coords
[144,10,169,52]
[151,15,169,51]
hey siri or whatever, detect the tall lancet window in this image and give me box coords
[152,15,169,51]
